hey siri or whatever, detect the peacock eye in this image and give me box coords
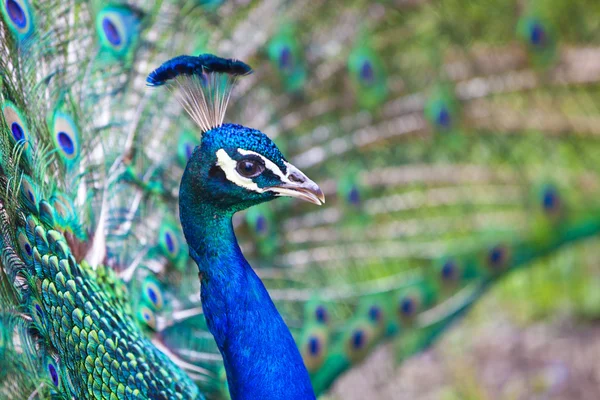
[236,159,264,178]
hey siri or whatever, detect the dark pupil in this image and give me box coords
[315,306,327,322]
[489,246,505,266]
[348,186,360,205]
[57,132,75,155]
[102,17,121,46]
[239,160,259,176]
[279,47,292,70]
[437,108,451,128]
[11,122,24,141]
[360,61,374,84]
[308,337,320,356]
[165,232,175,253]
[48,363,59,386]
[368,306,380,321]
[243,161,255,172]
[441,261,455,280]
[530,23,546,46]
[255,215,267,234]
[543,189,557,210]
[7,0,26,29]
[148,288,158,304]
[352,330,365,349]
[400,298,414,315]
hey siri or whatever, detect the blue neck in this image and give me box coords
[179,199,315,400]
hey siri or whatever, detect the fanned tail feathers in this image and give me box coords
[2,0,600,399]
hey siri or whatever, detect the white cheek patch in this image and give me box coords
[215,148,298,194]
[215,149,265,193]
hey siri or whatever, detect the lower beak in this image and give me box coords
[267,164,325,206]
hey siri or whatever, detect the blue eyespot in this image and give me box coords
[142,277,164,311]
[441,260,456,281]
[3,102,30,148]
[488,246,505,267]
[165,232,175,253]
[255,215,267,234]
[279,47,292,70]
[436,107,451,128]
[52,113,80,164]
[1,0,33,39]
[159,225,181,261]
[57,132,74,155]
[18,231,33,262]
[308,336,320,356]
[11,122,24,141]
[185,143,194,160]
[399,297,414,316]
[48,362,59,386]
[147,287,157,304]
[137,306,157,329]
[31,300,46,327]
[360,60,374,84]
[6,0,25,28]
[529,22,546,47]
[542,187,559,212]
[96,6,140,57]
[315,306,328,323]
[347,186,361,206]
[102,17,121,46]
[368,306,381,322]
[351,329,365,350]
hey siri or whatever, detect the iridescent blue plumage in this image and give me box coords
[177,124,319,399]
[147,54,322,398]
[146,54,253,87]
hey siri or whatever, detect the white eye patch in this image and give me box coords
[215,149,264,193]
[237,149,288,180]
[215,148,299,193]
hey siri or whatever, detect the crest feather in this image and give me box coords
[147,54,252,133]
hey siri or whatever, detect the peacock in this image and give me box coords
[2,0,600,399]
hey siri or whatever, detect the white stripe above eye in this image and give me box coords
[237,149,288,181]
[215,148,297,193]
[216,149,265,193]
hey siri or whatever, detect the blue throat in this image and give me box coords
[179,177,315,399]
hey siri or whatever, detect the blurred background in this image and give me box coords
[211,0,600,399]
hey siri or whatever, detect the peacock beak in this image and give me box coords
[267,163,325,206]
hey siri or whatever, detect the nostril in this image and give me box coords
[289,172,305,184]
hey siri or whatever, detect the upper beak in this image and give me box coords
[267,163,325,206]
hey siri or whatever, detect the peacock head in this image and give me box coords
[183,123,324,213]
[148,54,324,214]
